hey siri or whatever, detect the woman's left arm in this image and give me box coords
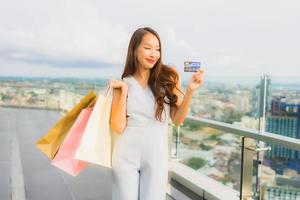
[170,69,204,126]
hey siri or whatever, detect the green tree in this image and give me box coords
[186,157,207,170]
[224,112,244,124]
[183,120,203,131]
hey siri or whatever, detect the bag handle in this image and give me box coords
[104,82,113,97]
[87,97,97,108]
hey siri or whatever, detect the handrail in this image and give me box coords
[185,116,300,152]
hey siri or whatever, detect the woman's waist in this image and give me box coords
[126,117,168,128]
[126,121,168,130]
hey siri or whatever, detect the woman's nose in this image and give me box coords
[149,50,155,58]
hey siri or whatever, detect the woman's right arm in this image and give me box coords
[109,80,128,134]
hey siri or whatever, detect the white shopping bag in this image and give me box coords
[74,84,115,168]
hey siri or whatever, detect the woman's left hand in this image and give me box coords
[187,69,204,92]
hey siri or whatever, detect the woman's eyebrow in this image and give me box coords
[144,43,160,48]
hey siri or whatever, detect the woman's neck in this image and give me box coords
[134,67,150,84]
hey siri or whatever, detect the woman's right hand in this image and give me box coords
[109,79,128,91]
[109,79,128,134]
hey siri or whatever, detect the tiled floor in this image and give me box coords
[0,107,175,200]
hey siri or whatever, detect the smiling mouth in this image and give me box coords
[146,59,156,64]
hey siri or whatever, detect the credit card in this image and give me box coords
[184,61,201,72]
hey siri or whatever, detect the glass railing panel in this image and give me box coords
[181,76,261,131]
[259,144,300,200]
[172,119,242,191]
[257,76,300,199]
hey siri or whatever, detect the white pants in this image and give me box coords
[111,126,169,200]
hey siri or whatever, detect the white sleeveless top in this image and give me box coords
[122,75,170,129]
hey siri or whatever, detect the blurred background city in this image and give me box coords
[1,0,300,200]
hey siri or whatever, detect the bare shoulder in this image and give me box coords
[168,66,180,82]
[167,66,181,86]
[168,66,183,108]
[169,66,179,75]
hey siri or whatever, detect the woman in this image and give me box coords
[109,27,204,200]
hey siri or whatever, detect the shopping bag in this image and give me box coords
[51,98,97,176]
[36,91,97,159]
[74,85,114,168]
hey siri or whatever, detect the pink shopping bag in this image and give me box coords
[51,100,96,176]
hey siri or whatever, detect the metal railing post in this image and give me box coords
[240,137,255,200]
[240,136,272,200]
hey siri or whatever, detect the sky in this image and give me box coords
[0,0,300,84]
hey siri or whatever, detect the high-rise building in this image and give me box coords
[262,185,300,200]
[266,96,300,159]
[251,75,271,119]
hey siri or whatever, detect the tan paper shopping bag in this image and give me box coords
[36,91,96,159]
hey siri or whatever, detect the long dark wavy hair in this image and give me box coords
[121,27,183,122]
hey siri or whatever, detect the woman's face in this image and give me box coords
[136,33,160,70]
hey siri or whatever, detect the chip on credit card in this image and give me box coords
[184,61,201,72]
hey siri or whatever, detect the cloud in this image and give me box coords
[0,0,130,65]
[0,0,300,79]
[0,48,119,69]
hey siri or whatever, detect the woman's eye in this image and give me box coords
[145,47,150,50]
[156,49,160,51]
